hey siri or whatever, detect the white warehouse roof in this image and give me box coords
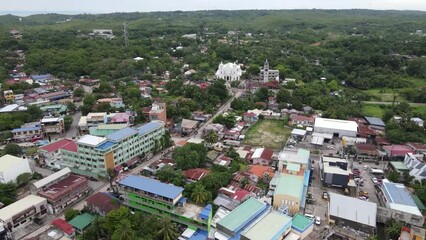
[314,117,358,132]
[0,154,28,173]
[329,192,377,228]
[32,167,71,189]
[77,135,106,146]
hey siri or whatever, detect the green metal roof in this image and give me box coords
[69,213,95,230]
[286,163,301,172]
[412,195,426,211]
[242,211,292,240]
[40,104,67,112]
[274,174,304,199]
[292,213,312,231]
[218,198,266,232]
[389,161,409,171]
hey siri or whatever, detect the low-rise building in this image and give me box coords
[40,104,68,117]
[38,138,77,169]
[85,192,120,216]
[96,98,125,109]
[328,193,377,234]
[183,168,210,182]
[0,154,32,184]
[117,175,213,233]
[407,142,426,154]
[41,116,64,135]
[216,198,270,239]
[241,211,293,240]
[68,213,95,234]
[250,147,274,166]
[11,124,42,142]
[355,143,379,162]
[404,153,426,182]
[0,195,48,233]
[290,115,315,127]
[31,168,90,214]
[51,219,75,238]
[273,174,304,215]
[383,145,414,160]
[290,214,314,240]
[181,119,198,134]
[320,156,351,188]
[364,116,386,130]
[314,117,358,138]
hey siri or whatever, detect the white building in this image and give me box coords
[314,117,358,138]
[404,153,426,181]
[0,155,32,183]
[215,62,242,81]
[259,60,279,82]
[0,195,48,233]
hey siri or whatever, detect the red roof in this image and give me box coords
[243,184,262,194]
[383,145,414,157]
[407,142,426,151]
[375,137,390,145]
[260,148,274,161]
[61,141,77,153]
[184,168,210,181]
[51,219,74,235]
[358,125,375,137]
[244,112,257,117]
[247,165,275,178]
[40,139,75,153]
[356,143,378,155]
[231,189,251,201]
[85,192,120,214]
[38,174,88,201]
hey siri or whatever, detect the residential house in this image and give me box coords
[69,213,95,234]
[302,106,313,114]
[404,153,426,182]
[203,123,225,140]
[192,111,211,122]
[11,123,42,141]
[85,192,120,216]
[214,156,232,167]
[41,116,64,135]
[214,188,254,211]
[39,138,78,169]
[355,143,379,162]
[364,116,386,131]
[184,168,210,182]
[50,219,75,238]
[407,142,426,154]
[243,112,258,124]
[142,158,175,176]
[96,98,125,109]
[181,119,198,134]
[290,114,315,127]
[250,148,274,166]
[383,145,414,160]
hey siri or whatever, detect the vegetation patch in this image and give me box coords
[243,120,291,149]
[363,104,386,118]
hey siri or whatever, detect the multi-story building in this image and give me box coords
[11,123,42,141]
[0,195,48,233]
[79,112,132,134]
[117,175,213,233]
[31,168,90,214]
[41,116,64,135]
[146,102,167,123]
[60,121,165,178]
[259,60,279,82]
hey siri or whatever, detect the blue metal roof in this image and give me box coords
[96,140,116,150]
[383,182,417,207]
[199,204,212,220]
[106,127,138,141]
[118,175,183,200]
[31,74,51,80]
[138,121,162,135]
[11,126,41,133]
[365,117,385,127]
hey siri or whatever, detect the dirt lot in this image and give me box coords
[243,120,291,150]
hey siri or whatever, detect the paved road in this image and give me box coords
[64,111,82,139]
[22,148,170,240]
[194,89,243,139]
[362,101,426,106]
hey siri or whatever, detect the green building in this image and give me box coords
[117,175,213,233]
[60,121,164,178]
[40,104,68,116]
[88,124,128,136]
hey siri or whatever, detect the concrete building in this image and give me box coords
[31,168,90,214]
[216,198,270,239]
[41,116,65,135]
[39,138,77,169]
[215,62,242,81]
[88,124,128,136]
[60,121,165,178]
[259,60,279,82]
[320,156,352,188]
[241,211,292,240]
[96,98,125,109]
[181,119,198,134]
[40,104,68,117]
[314,117,358,138]
[273,174,304,215]
[0,155,32,184]
[290,214,314,240]
[404,153,426,181]
[11,124,42,141]
[117,175,213,233]
[328,193,377,234]
[355,143,379,162]
[147,101,167,123]
[0,195,48,233]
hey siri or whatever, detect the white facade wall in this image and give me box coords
[314,127,357,138]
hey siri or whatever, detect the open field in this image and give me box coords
[363,88,405,102]
[243,120,291,150]
[362,104,385,118]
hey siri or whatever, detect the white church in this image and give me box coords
[215,62,242,81]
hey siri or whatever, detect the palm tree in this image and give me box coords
[107,168,117,194]
[156,216,179,240]
[368,234,378,240]
[385,220,402,239]
[204,130,218,145]
[112,219,135,240]
[191,183,210,204]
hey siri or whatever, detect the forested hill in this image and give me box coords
[0,9,425,91]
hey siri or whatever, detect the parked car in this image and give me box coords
[322,192,329,200]
[315,216,321,225]
[363,165,369,170]
[371,177,379,184]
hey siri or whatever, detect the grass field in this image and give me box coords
[243,120,291,150]
[363,104,386,118]
[363,88,405,102]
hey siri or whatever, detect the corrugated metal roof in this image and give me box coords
[329,192,377,228]
[11,126,41,132]
[242,211,292,240]
[364,117,385,127]
[32,167,71,189]
[383,181,417,207]
[95,140,116,150]
[137,121,163,135]
[274,174,304,199]
[106,127,137,141]
[0,195,47,221]
[118,175,183,200]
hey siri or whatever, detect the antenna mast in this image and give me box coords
[123,22,129,48]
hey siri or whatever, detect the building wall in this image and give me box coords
[0,159,32,183]
[273,194,300,215]
[1,200,48,233]
[291,223,314,240]
[12,129,42,140]
[329,215,375,234]
[48,183,90,214]
[314,127,357,138]
[252,158,270,166]
[323,173,349,188]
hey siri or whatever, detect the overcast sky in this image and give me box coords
[1,0,426,15]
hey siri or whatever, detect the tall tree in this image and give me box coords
[112,219,135,240]
[156,216,179,240]
[204,130,218,145]
[191,183,211,204]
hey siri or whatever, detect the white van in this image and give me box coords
[304,214,314,219]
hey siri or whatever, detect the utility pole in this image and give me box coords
[123,22,129,48]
